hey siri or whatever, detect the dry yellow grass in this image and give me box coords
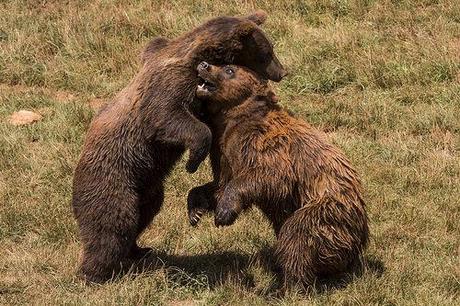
[0,0,459,305]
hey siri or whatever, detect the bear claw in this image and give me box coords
[188,209,204,226]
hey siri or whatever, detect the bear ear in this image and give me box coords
[244,10,267,25]
[255,89,279,104]
[266,90,279,104]
[140,36,169,64]
[233,20,257,38]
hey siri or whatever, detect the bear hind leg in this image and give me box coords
[274,212,317,292]
[78,231,137,284]
[77,193,142,283]
[128,185,165,260]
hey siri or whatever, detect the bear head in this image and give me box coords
[186,10,287,82]
[195,62,277,113]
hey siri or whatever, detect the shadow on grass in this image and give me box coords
[313,254,385,293]
[132,250,254,290]
[132,249,385,295]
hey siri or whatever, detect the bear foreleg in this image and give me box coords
[158,106,211,173]
[214,176,254,227]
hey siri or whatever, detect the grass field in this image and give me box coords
[1,0,459,305]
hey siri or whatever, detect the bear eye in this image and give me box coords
[225,67,235,75]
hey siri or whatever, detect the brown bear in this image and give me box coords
[187,63,369,290]
[72,11,287,284]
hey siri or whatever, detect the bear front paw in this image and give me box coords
[185,158,202,173]
[187,186,212,226]
[189,207,206,226]
[214,206,238,227]
[185,134,211,173]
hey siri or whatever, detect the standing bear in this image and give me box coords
[188,63,369,290]
[72,11,287,283]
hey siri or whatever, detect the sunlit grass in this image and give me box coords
[0,0,459,304]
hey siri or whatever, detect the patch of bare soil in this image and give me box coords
[8,110,43,126]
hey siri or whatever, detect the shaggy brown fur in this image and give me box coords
[72,11,287,284]
[188,63,369,290]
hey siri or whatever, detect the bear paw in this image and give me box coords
[185,127,211,173]
[189,207,206,226]
[129,246,153,260]
[187,186,212,226]
[185,158,201,173]
[214,206,238,227]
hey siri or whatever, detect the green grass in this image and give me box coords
[1,0,459,305]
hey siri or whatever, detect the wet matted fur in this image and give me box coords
[188,63,369,291]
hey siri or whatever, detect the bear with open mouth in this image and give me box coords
[188,62,369,291]
[72,11,286,284]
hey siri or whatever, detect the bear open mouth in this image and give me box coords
[197,77,217,93]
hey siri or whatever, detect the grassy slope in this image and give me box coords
[0,0,459,305]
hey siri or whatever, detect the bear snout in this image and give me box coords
[198,61,210,72]
[280,68,289,79]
